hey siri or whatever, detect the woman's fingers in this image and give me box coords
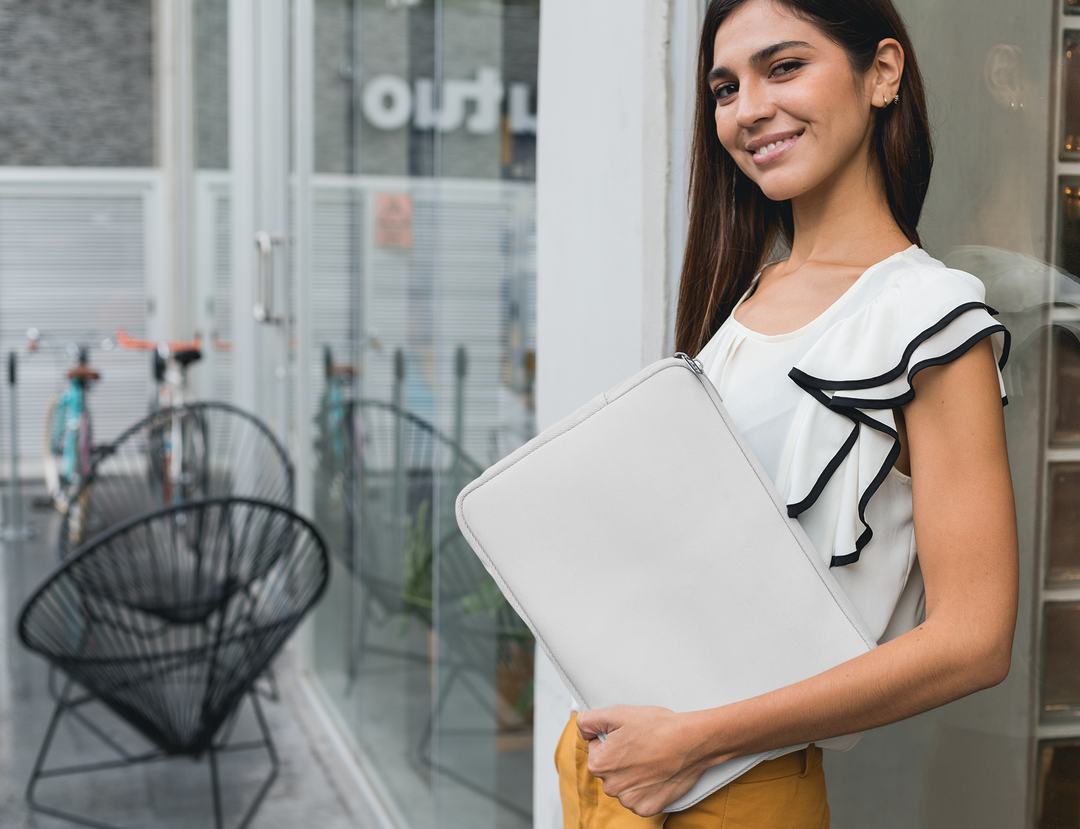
[575,705,618,741]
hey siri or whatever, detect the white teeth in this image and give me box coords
[756,147,768,155]
[767,142,777,150]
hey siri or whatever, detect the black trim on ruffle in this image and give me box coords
[786,385,901,568]
[826,325,1009,409]
[788,303,1009,394]
[785,318,1009,569]
[786,421,859,518]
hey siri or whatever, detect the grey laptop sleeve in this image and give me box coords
[455,356,876,811]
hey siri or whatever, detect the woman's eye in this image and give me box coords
[712,83,737,102]
[770,60,803,77]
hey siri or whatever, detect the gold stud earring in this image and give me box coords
[892,93,900,105]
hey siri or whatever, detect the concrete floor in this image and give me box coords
[0,489,374,829]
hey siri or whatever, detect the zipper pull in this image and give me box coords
[674,352,704,375]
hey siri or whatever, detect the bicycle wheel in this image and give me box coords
[41,393,71,512]
[173,407,209,503]
[67,409,93,542]
[146,413,168,503]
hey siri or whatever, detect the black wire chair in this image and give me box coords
[59,402,294,560]
[18,497,330,829]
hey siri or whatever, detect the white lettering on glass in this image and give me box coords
[361,67,536,135]
[363,75,413,130]
[465,67,503,133]
[509,83,537,135]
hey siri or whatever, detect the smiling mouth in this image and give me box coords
[749,132,803,166]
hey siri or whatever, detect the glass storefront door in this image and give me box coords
[305,2,539,827]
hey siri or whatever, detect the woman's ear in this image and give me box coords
[871,39,905,108]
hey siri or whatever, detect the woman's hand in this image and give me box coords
[575,704,713,817]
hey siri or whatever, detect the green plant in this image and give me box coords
[400,499,433,617]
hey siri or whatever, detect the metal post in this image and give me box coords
[452,346,467,492]
[454,346,466,450]
[3,351,35,540]
[392,348,406,558]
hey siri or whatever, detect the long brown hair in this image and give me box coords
[675,0,933,356]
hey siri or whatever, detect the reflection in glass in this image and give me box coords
[1038,742,1080,827]
[1069,0,1080,15]
[1059,177,1080,276]
[1042,604,1080,719]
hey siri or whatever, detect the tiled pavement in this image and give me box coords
[0,489,372,829]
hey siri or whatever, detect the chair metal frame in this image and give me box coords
[19,497,330,829]
[26,677,278,829]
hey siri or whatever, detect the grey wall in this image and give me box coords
[0,0,154,167]
[194,0,228,170]
[314,0,352,174]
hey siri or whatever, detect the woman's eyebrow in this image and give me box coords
[707,40,815,84]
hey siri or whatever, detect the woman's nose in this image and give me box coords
[735,81,775,127]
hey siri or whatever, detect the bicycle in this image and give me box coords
[315,345,358,502]
[115,329,207,506]
[40,339,103,518]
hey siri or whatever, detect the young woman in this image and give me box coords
[555,0,1019,826]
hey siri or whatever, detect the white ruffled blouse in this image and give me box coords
[695,246,1009,643]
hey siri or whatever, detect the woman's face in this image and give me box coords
[709,0,882,204]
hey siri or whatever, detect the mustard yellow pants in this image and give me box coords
[556,713,829,829]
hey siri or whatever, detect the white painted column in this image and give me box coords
[155,0,195,342]
[667,0,705,355]
[228,0,258,417]
[256,0,291,440]
[293,0,315,522]
[533,0,693,825]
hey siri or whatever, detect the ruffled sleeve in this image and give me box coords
[784,264,1010,568]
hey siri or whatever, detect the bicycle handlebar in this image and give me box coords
[116,329,202,355]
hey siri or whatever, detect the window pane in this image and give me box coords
[1054,329,1080,443]
[1049,464,1080,584]
[1065,33,1080,156]
[1043,604,1080,720]
[1038,742,1080,827]
[1059,178,1080,277]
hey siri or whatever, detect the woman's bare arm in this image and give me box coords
[575,338,1019,817]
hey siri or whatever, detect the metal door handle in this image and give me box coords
[254,231,285,323]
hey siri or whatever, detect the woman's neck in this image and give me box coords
[785,158,912,272]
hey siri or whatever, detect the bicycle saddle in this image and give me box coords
[328,363,357,378]
[173,349,202,368]
[66,365,100,382]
